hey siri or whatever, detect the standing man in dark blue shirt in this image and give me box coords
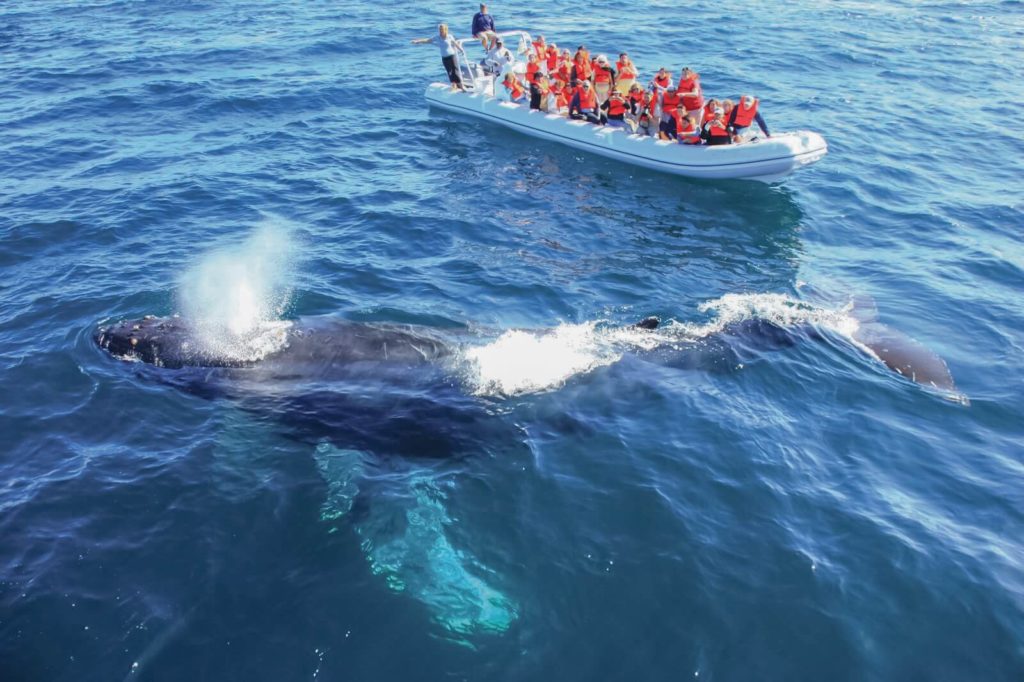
[472,3,497,50]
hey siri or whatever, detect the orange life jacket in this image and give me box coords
[643,94,657,116]
[546,46,558,71]
[533,40,546,59]
[732,99,759,127]
[628,89,645,109]
[678,76,704,110]
[661,91,681,113]
[553,87,568,109]
[526,62,540,84]
[616,61,636,80]
[557,61,571,83]
[705,118,729,137]
[577,88,597,110]
[703,102,716,120]
[678,119,700,144]
[593,64,613,83]
[504,77,525,100]
[608,96,626,117]
[574,56,592,81]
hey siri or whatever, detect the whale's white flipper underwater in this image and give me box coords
[314,443,517,639]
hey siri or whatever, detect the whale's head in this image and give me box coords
[95,316,194,367]
[96,315,259,369]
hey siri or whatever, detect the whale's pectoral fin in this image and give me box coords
[355,473,517,640]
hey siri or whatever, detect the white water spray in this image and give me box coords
[462,293,865,397]
[176,221,296,362]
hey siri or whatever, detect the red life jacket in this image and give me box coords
[628,90,645,108]
[557,61,571,83]
[546,47,558,71]
[678,76,704,110]
[678,119,700,144]
[533,40,546,60]
[705,118,729,137]
[553,87,568,109]
[574,56,592,81]
[593,64,612,83]
[608,96,626,116]
[505,77,525,100]
[616,61,636,80]
[577,87,597,110]
[732,99,759,127]
[526,62,540,84]
[661,91,681,113]
[703,102,716,120]
[653,73,671,89]
[643,94,657,116]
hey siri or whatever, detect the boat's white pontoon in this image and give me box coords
[426,32,827,183]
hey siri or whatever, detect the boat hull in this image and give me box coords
[425,83,827,182]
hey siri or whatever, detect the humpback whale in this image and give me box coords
[94,299,961,400]
[93,295,963,642]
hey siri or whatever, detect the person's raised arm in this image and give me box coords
[755,111,770,137]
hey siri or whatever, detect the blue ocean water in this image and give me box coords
[2,0,1023,679]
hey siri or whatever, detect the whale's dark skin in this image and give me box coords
[95,315,451,370]
[95,310,962,438]
[95,315,491,456]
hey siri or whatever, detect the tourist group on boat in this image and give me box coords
[413,4,771,146]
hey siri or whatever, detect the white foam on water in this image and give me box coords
[461,293,864,397]
[176,220,296,362]
[681,292,861,340]
[462,323,623,397]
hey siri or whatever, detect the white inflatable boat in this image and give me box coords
[424,32,827,183]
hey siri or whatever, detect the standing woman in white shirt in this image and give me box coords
[412,24,466,92]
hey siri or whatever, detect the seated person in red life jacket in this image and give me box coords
[728,94,771,141]
[545,44,559,74]
[568,80,602,124]
[702,99,719,123]
[602,89,628,128]
[570,45,592,87]
[677,115,701,144]
[548,79,569,114]
[632,89,657,136]
[625,83,646,127]
[701,107,732,145]
[650,67,672,96]
[529,73,550,111]
[556,48,572,83]
[677,67,705,125]
[591,54,616,106]
[721,99,735,122]
[525,53,542,85]
[532,35,547,63]
[636,112,655,137]
[658,86,682,140]
[502,72,528,104]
